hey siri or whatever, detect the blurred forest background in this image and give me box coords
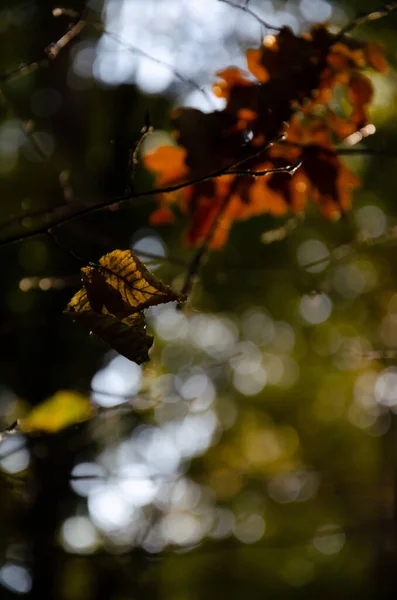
[1,0,397,598]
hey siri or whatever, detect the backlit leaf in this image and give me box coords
[144,24,388,248]
[365,41,388,73]
[94,249,183,312]
[20,391,93,434]
[150,206,175,226]
[64,249,184,362]
[144,145,188,186]
[82,266,134,319]
[67,293,154,364]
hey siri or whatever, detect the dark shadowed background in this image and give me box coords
[1,0,397,598]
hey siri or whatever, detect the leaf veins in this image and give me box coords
[64,249,185,363]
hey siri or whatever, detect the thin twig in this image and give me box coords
[129,122,154,187]
[0,135,290,248]
[46,18,87,60]
[0,203,92,236]
[0,59,44,84]
[47,229,88,264]
[52,8,80,20]
[179,137,299,298]
[227,160,301,177]
[0,144,393,253]
[218,0,283,31]
[98,28,215,105]
[0,10,86,86]
[3,421,19,433]
[0,11,215,106]
[336,1,397,39]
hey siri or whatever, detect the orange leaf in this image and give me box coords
[143,23,388,248]
[327,111,358,140]
[150,206,175,226]
[143,146,188,186]
[347,73,373,126]
[246,49,269,83]
[365,41,388,73]
[213,67,252,99]
[348,73,373,106]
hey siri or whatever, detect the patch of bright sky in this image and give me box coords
[0,564,32,595]
[91,0,338,109]
[0,435,29,474]
[91,354,142,407]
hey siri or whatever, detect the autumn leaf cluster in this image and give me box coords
[144,25,388,248]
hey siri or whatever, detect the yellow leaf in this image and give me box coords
[82,267,135,319]
[64,249,185,362]
[93,249,183,313]
[67,294,154,364]
[20,391,93,434]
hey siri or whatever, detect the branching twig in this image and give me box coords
[3,140,390,260]
[0,5,213,113]
[337,1,397,39]
[227,160,301,177]
[0,135,291,248]
[0,10,86,86]
[218,0,283,32]
[46,15,87,60]
[98,29,215,105]
[0,59,44,84]
[179,140,300,298]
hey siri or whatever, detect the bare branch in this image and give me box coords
[218,0,283,31]
[129,121,154,186]
[0,139,393,253]
[0,135,290,249]
[0,59,44,84]
[336,1,397,39]
[97,28,215,105]
[46,16,87,60]
[0,5,216,113]
[0,10,86,86]
[52,8,80,20]
[227,160,302,177]
[179,136,299,299]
